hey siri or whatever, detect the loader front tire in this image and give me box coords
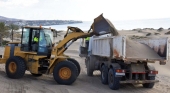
[67,58,80,76]
[53,61,78,85]
[5,56,26,79]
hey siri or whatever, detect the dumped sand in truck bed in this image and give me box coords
[125,38,163,60]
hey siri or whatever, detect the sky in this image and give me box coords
[0,0,170,21]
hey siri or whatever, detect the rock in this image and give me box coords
[143,28,154,30]
[150,28,154,30]
[133,28,141,31]
[138,30,142,32]
[157,27,164,31]
[165,31,170,35]
[146,33,151,36]
[154,33,161,35]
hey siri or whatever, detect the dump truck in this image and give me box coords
[79,14,169,90]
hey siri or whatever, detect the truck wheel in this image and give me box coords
[108,68,120,90]
[53,61,78,85]
[67,58,80,76]
[5,56,26,79]
[143,76,155,88]
[87,57,93,76]
[101,65,108,84]
[31,73,42,77]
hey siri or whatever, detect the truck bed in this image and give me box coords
[126,38,163,60]
[91,35,169,63]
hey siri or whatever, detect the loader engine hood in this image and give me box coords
[90,13,119,36]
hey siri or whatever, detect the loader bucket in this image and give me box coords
[91,13,119,36]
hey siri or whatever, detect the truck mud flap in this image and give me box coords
[120,80,159,84]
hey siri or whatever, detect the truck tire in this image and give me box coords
[5,56,26,79]
[101,65,108,84]
[53,61,78,85]
[67,58,81,76]
[143,64,156,88]
[31,73,43,77]
[86,57,93,76]
[108,68,120,90]
[143,76,155,88]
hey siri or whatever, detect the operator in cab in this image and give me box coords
[32,32,44,52]
[33,33,39,43]
[33,32,43,44]
[85,37,90,49]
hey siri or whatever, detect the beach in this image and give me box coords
[0,28,170,93]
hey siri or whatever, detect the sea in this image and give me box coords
[44,18,170,31]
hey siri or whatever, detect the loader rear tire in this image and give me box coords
[108,68,120,90]
[67,58,80,76]
[53,61,78,85]
[5,56,26,79]
[143,76,155,88]
[101,65,108,84]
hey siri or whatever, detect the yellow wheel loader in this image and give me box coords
[0,14,113,85]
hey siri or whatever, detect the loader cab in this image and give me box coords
[20,26,53,56]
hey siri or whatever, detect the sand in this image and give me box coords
[0,28,170,93]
